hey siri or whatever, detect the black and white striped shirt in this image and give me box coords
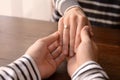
[0,55,41,80]
[71,61,109,80]
[0,54,109,80]
[52,0,120,29]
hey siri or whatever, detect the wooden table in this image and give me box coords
[0,16,120,80]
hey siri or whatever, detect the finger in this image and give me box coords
[63,17,70,55]
[63,25,69,55]
[81,26,91,42]
[93,41,98,61]
[42,31,59,46]
[69,14,77,57]
[55,53,66,67]
[74,16,88,49]
[51,46,62,59]
[48,40,59,52]
[88,20,94,37]
[58,17,64,46]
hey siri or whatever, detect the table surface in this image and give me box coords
[0,16,120,80]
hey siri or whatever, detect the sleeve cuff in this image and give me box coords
[0,54,41,80]
[22,54,41,79]
[56,0,80,15]
[11,54,41,80]
[71,61,109,80]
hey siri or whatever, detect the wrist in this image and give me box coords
[64,6,86,16]
[71,61,100,79]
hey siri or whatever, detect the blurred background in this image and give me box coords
[0,0,52,21]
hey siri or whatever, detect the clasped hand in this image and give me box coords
[25,7,97,79]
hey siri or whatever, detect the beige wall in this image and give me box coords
[0,0,51,21]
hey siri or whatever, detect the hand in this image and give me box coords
[25,32,66,79]
[67,26,98,77]
[58,7,91,57]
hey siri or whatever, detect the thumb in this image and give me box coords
[42,31,59,46]
[81,26,91,42]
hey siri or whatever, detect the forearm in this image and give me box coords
[0,55,41,80]
[71,61,109,80]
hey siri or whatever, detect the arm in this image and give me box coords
[67,26,109,80]
[0,55,41,80]
[0,31,66,80]
[72,61,109,80]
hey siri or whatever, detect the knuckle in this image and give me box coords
[70,14,76,20]
[64,16,69,23]
[59,17,63,23]
[78,15,87,20]
[78,16,88,25]
[36,39,42,43]
[36,39,45,44]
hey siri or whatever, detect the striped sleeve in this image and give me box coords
[71,61,109,80]
[0,54,41,80]
[77,0,120,28]
[54,0,80,15]
[51,0,80,22]
[52,0,120,28]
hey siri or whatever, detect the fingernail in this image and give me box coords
[69,52,74,57]
[63,50,68,56]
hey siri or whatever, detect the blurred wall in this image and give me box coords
[0,0,51,21]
